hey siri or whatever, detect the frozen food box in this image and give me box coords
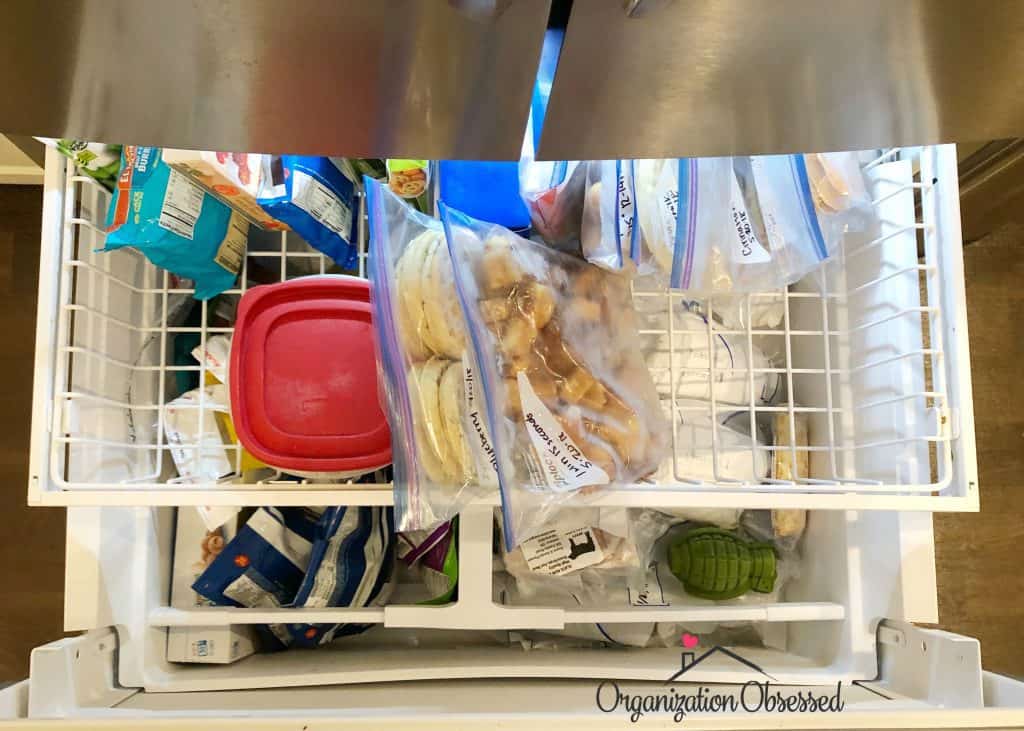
[161,150,287,231]
[167,506,256,664]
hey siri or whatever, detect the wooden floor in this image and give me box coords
[933,223,1024,678]
[0,186,1019,681]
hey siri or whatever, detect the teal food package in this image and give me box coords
[103,146,248,300]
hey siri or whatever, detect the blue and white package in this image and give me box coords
[257,156,359,269]
[284,506,395,648]
[192,507,321,609]
[103,146,248,300]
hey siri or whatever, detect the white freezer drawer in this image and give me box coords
[19,631,1024,726]
[23,519,1024,729]
[27,145,979,513]
[59,506,937,694]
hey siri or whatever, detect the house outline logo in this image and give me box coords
[665,646,777,683]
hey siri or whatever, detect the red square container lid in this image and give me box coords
[230,276,391,475]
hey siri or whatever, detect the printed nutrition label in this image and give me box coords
[159,169,205,239]
[215,211,248,274]
[291,169,352,237]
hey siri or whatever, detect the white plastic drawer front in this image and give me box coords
[28,145,977,512]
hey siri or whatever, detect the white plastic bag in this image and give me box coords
[652,400,771,485]
[646,306,780,406]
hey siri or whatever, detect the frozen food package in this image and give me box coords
[517,27,586,252]
[282,506,396,649]
[192,507,321,609]
[519,159,588,251]
[39,138,122,190]
[497,568,656,648]
[651,400,771,485]
[386,159,429,198]
[439,204,671,550]
[163,384,233,483]
[636,157,793,320]
[646,306,780,406]
[636,154,871,328]
[103,146,248,300]
[740,151,873,283]
[501,508,674,580]
[168,508,255,664]
[366,178,495,533]
[256,155,360,269]
[579,160,641,272]
[159,149,282,229]
[396,519,459,604]
[191,334,232,387]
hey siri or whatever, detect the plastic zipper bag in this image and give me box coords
[644,305,780,407]
[579,160,642,272]
[517,28,589,253]
[741,151,872,285]
[366,178,495,533]
[440,204,670,550]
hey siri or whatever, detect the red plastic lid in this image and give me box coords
[230,276,391,474]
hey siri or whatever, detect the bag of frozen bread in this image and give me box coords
[439,203,670,550]
[366,178,496,533]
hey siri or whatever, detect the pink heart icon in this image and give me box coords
[681,633,699,649]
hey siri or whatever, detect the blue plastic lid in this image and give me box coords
[438,161,530,231]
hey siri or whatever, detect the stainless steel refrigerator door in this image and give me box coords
[538,0,1024,160]
[0,0,550,159]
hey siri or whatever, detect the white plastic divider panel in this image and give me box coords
[60,505,933,693]
[29,145,977,510]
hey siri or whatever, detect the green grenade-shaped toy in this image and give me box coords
[668,527,778,600]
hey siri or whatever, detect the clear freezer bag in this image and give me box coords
[440,204,670,550]
[366,178,495,533]
[579,160,642,272]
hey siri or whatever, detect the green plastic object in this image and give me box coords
[667,526,778,600]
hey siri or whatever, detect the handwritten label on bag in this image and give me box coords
[463,354,498,485]
[729,173,770,264]
[520,526,605,576]
[616,163,636,256]
[517,373,610,493]
[655,161,679,255]
[627,562,669,607]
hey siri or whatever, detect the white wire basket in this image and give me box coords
[28,145,977,510]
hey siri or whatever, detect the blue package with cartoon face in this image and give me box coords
[103,146,248,300]
[257,156,359,269]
